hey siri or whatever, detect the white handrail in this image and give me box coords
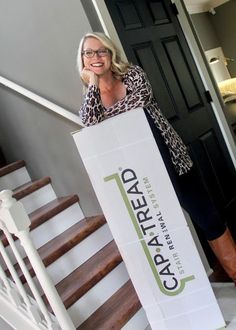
[0,75,84,127]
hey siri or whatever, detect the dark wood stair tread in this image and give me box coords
[1,195,80,247]
[29,195,80,230]
[0,160,25,177]
[38,215,106,265]
[77,280,141,330]
[12,177,51,200]
[47,240,122,310]
[13,215,106,283]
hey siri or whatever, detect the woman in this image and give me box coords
[77,32,236,283]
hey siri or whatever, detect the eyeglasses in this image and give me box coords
[82,48,110,58]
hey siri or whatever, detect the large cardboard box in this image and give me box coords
[73,108,225,330]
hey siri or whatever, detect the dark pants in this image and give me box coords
[145,110,226,241]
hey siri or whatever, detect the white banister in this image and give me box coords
[2,223,56,329]
[0,234,38,320]
[17,230,75,330]
[0,190,75,330]
[0,247,22,307]
[0,75,83,127]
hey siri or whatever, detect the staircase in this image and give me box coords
[0,160,150,329]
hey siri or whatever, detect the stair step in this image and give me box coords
[77,280,141,330]
[42,223,113,293]
[12,215,106,283]
[0,160,141,328]
[0,160,25,177]
[46,240,122,311]
[29,195,80,230]
[0,195,80,247]
[12,177,51,200]
[0,160,31,192]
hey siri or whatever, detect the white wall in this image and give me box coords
[0,0,102,215]
[0,0,89,112]
[0,317,14,330]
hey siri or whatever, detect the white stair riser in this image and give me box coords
[1,203,84,268]
[46,223,113,285]
[122,308,149,330]
[30,202,84,249]
[19,184,57,214]
[0,167,30,191]
[0,163,146,329]
[25,223,113,296]
[68,262,129,328]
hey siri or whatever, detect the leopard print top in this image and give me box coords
[79,65,193,175]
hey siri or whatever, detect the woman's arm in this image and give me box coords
[79,85,105,126]
[79,68,105,126]
[125,65,153,106]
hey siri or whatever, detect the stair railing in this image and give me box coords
[0,189,75,330]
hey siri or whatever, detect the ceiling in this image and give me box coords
[183,0,230,14]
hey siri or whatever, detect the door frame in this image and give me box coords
[91,0,236,169]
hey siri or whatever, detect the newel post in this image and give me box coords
[0,189,31,233]
[0,189,75,330]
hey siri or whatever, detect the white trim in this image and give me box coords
[0,76,83,127]
[185,2,209,14]
[92,0,128,61]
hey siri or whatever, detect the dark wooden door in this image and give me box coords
[105,0,236,260]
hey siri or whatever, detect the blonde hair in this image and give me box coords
[77,32,131,88]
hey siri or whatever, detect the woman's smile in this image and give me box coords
[90,62,104,68]
[91,63,103,67]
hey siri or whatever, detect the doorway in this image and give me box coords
[92,0,236,266]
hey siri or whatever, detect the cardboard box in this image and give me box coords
[73,108,225,330]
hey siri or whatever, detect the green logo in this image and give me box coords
[104,169,195,296]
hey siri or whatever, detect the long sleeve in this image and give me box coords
[79,65,192,175]
[79,85,105,126]
[79,65,153,126]
[108,65,153,115]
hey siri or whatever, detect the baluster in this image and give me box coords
[0,190,75,330]
[0,227,40,323]
[2,222,58,329]
[0,245,21,306]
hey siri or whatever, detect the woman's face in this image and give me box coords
[82,37,112,77]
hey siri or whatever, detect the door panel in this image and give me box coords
[105,0,236,245]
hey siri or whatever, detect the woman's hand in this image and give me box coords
[81,68,99,86]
